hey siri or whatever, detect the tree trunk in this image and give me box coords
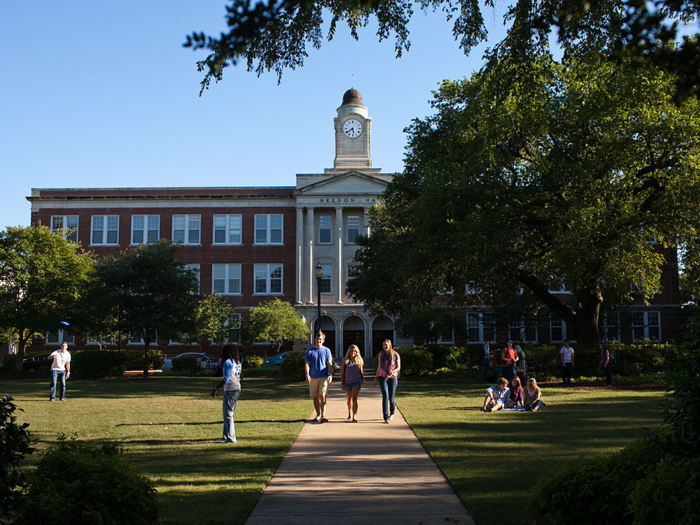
[143,342,150,380]
[574,291,602,347]
[13,329,28,372]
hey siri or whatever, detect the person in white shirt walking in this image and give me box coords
[48,342,71,401]
[560,340,575,385]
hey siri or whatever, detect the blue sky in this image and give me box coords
[0,1,509,231]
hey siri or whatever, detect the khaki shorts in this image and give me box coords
[309,377,329,398]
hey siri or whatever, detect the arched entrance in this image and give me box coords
[319,316,337,356]
[342,315,365,359]
[372,315,394,361]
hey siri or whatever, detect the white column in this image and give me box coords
[336,207,343,304]
[362,209,370,237]
[307,207,315,304]
[295,207,304,304]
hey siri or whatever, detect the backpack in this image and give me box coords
[610,353,617,367]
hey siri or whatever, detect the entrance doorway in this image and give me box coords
[342,315,365,359]
[319,316,336,356]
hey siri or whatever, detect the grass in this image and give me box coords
[399,380,667,525]
[2,376,311,525]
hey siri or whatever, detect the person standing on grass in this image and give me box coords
[373,340,401,423]
[599,343,612,387]
[560,340,575,385]
[481,338,492,383]
[305,331,333,423]
[211,344,242,443]
[502,339,519,382]
[341,344,365,423]
[48,342,71,401]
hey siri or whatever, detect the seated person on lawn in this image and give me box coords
[483,377,511,412]
[523,378,546,411]
[507,376,524,408]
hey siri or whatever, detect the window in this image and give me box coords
[466,312,495,343]
[213,215,242,245]
[437,327,454,344]
[599,312,621,342]
[131,215,160,245]
[87,335,116,347]
[212,264,241,295]
[632,311,661,341]
[550,316,577,343]
[318,216,332,244]
[46,330,75,345]
[186,264,200,293]
[254,264,283,294]
[255,214,283,245]
[319,264,332,294]
[213,314,242,345]
[91,215,119,245]
[549,282,572,294]
[508,318,538,343]
[347,215,360,244]
[51,216,79,242]
[172,215,201,245]
[128,334,145,345]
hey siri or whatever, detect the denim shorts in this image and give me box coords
[343,381,362,391]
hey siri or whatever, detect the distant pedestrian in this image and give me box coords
[560,340,575,385]
[373,340,401,423]
[211,344,242,443]
[598,343,612,387]
[502,340,519,382]
[481,338,492,383]
[305,331,333,423]
[341,345,365,423]
[48,342,71,401]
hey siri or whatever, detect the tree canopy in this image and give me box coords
[185,0,699,97]
[242,298,311,354]
[0,226,95,370]
[347,47,700,346]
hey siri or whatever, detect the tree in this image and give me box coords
[348,47,700,346]
[185,0,699,97]
[178,293,236,351]
[95,241,200,378]
[0,226,95,371]
[394,306,457,344]
[242,298,311,355]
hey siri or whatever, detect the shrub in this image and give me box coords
[1,354,17,371]
[17,438,159,525]
[245,355,263,368]
[122,349,164,371]
[628,456,700,525]
[398,347,433,376]
[279,350,306,380]
[172,355,200,375]
[530,438,661,524]
[245,365,280,377]
[0,395,33,519]
[71,350,126,379]
[663,343,700,456]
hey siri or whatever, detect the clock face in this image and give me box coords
[343,118,363,139]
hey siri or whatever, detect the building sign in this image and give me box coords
[317,197,377,204]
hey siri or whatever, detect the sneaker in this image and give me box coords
[215,437,227,442]
[222,439,237,444]
[389,415,394,421]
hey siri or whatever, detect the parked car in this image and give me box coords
[161,352,217,372]
[23,353,52,372]
[263,352,291,367]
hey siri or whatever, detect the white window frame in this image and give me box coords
[599,312,621,342]
[550,316,577,343]
[632,311,661,341]
[91,215,119,246]
[508,318,538,343]
[46,330,75,345]
[318,215,332,244]
[549,282,572,294]
[87,335,116,347]
[254,264,283,295]
[51,215,79,243]
[212,264,242,295]
[254,214,283,245]
[347,215,360,244]
[466,312,495,343]
[213,313,242,345]
[319,264,332,294]
[213,214,242,245]
[131,215,160,245]
[172,215,201,245]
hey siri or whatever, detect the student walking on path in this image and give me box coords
[305,331,333,423]
[373,339,401,423]
[341,344,364,422]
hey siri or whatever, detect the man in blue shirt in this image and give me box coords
[305,331,333,423]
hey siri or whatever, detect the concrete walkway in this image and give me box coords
[245,381,475,524]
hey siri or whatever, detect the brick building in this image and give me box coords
[26,89,682,359]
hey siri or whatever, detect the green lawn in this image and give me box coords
[399,381,666,525]
[2,376,311,525]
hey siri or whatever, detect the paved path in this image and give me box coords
[245,380,475,524]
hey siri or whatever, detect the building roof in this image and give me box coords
[342,88,363,107]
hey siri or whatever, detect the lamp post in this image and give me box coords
[314,262,324,334]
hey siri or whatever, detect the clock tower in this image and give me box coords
[326,88,378,174]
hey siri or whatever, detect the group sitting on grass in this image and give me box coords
[482,376,545,412]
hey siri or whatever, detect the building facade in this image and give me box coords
[26,89,682,359]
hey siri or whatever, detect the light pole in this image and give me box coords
[314,262,324,334]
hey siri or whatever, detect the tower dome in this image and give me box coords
[341,88,363,107]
